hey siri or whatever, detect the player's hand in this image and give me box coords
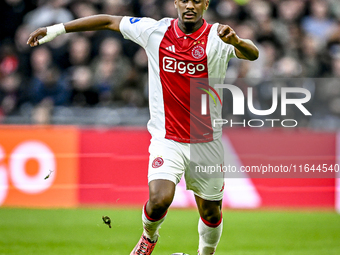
[27,27,47,47]
[217,25,240,46]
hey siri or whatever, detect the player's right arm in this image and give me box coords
[27,15,123,47]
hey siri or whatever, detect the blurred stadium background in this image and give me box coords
[0,0,340,254]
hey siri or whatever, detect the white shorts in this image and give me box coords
[148,137,225,201]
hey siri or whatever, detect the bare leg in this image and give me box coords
[146,179,176,219]
[130,179,176,255]
[142,179,175,242]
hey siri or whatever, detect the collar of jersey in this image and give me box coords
[174,18,208,40]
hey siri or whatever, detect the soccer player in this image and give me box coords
[27,0,258,254]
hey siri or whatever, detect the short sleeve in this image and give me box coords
[225,43,237,62]
[119,16,158,48]
[211,23,237,62]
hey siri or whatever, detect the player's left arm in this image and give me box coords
[217,24,259,61]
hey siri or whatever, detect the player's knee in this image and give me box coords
[149,193,173,211]
[201,208,221,224]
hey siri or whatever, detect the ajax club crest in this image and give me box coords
[192,45,205,59]
[152,157,164,168]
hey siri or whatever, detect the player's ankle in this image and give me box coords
[143,231,159,243]
[147,236,158,243]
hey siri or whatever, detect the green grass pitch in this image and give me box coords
[0,208,339,255]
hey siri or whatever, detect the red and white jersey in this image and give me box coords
[120,17,236,143]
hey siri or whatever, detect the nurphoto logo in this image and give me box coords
[200,84,312,128]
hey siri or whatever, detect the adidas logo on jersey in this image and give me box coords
[166,45,176,53]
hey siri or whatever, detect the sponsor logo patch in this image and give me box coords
[130,17,141,24]
[162,56,206,74]
[152,157,164,168]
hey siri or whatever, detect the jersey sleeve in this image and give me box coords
[119,16,158,48]
[224,41,237,62]
[212,23,237,62]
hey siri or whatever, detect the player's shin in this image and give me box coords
[142,202,167,242]
[198,216,223,255]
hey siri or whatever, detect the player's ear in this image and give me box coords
[205,0,210,10]
[174,0,178,9]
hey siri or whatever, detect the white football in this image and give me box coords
[171,253,189,255]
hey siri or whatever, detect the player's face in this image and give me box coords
[175,0,209,26]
